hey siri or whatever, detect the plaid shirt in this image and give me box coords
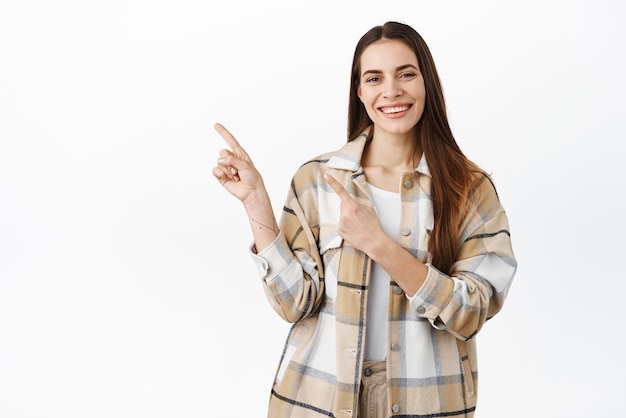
[251,135,517,417]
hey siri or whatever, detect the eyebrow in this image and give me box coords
[362,64,419,77]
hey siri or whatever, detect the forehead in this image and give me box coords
[360,39,418,71]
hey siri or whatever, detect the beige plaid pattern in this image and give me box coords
[251,135,517,417]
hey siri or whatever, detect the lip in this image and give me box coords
[378,103,413,117]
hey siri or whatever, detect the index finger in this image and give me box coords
[214,123,244,152]
[324,174,354,203]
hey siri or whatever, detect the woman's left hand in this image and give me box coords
[323,174,388,256]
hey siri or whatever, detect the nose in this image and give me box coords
[382,78,403,99]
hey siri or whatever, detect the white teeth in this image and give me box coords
[381,105,409,114]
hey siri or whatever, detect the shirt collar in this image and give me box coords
[326,129,431,177]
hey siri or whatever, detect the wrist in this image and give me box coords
[243,189,279,251]
[242,188,271,213]
[366,233,395,261]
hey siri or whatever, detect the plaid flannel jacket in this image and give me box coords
[251,135,517,417]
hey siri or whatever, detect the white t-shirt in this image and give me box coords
[364,183,401,361]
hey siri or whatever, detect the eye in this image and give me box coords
[399,72,416,79]
[365,76,381,83]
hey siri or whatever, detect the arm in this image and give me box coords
[324,173,517,340]
[212,123,278,252]
[322,174,429,295]
[213,124,324,322]
[253,182,325,322]
[407,176,517,340]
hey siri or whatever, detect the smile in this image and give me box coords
[379,105,411,114]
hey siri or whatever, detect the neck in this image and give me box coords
[363,128,421,170]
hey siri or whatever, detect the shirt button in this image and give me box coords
[403,180,413,189]
[364,368,372,377]
[392,404,400,413]
[416,306,426,314]
[401,228,411,236]
[390,342,400,351]
[393,286,403,295]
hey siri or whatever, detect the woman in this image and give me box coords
[213,21,516,418]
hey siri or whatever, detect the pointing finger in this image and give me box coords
[324,174,354,203]
[214,123,244,153]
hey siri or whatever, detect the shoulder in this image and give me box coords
[463,168,506,220]
[470,169,499,196]
[301,150,336,169]
[292,148,342,181]
[289,135,366,191]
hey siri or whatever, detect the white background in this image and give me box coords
[1,1,624,417]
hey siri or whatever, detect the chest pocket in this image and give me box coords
[319,224,343,301]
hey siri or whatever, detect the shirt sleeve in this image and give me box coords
[407,175,517,340]
[247,180,325,323]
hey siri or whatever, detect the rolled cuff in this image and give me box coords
[407,264,455,328]
[249,233,290,283]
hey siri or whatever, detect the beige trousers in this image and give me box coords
[358,361,387,418]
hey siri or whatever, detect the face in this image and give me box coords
[357,39,426,136]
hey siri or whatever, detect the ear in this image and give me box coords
[357,86,363,102]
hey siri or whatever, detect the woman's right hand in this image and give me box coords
[213,123,279,249]
[212,123,265,205]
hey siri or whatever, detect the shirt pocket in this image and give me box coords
[457,340,476,397]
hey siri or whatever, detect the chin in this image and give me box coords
[378,120,419,135]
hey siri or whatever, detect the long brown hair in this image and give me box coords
[348,21,480,274]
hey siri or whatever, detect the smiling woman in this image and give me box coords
[212,21,516,418]
[357,40,426,137]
